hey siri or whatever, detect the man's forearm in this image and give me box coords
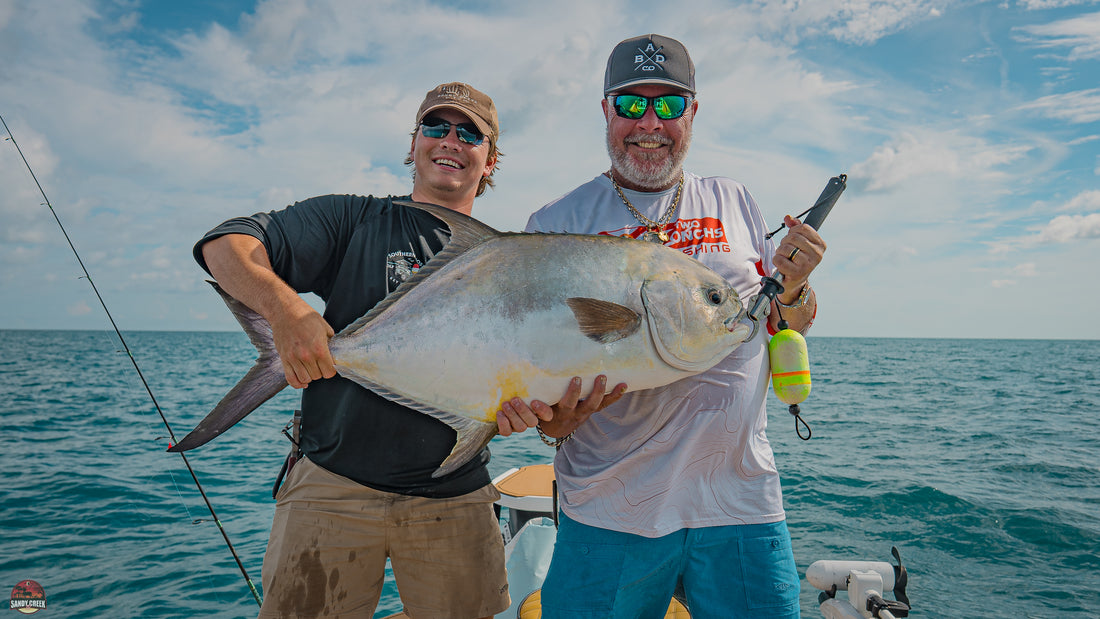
[201,234,312,325]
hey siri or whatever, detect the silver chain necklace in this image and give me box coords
[610,171,684,243]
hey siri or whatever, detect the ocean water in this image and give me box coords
[1,330,1097,618]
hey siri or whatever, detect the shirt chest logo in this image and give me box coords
[386,251,423,291]
[600,217,732,255]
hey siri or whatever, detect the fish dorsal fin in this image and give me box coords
[340,200,502,337]
[393,199,501,247]
[566,297,642,344]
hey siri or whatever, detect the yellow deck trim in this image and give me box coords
[519,589,690,618]
[494,464,555,498]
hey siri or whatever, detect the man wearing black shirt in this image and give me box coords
[195,83,531,619]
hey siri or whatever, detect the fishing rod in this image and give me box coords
[746,173,847,331]
[1,113,263,608]
[739,174,847,440]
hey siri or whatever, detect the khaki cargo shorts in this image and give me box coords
[258,457,509,619]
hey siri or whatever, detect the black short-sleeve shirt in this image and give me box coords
[194,194,490,498]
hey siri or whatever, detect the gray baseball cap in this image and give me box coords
[603,34,696,95]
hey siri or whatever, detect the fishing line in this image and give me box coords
[1,113,263,608]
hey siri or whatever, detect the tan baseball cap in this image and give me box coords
[415,82,499,146]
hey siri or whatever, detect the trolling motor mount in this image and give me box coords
[809,546,910,619]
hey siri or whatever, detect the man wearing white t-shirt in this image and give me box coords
[498,34,826,618]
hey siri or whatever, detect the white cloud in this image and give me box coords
[1015,9,1100,60]
[1017,0,1097,9]
[0,122,63,246]
[976,260,1036,291]
[0,1,14,30]
[848,131,1031,192]
[1017,88,1100,123]
[862,244,919,268]
[1058,189,1100,211]
[1038,212,1100,242]
[828,1,951,44]
[752,0,953,45]
[1068,134,1100,145]
[1013,262,1039,276]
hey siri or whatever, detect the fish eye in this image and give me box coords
[705,288,724,305]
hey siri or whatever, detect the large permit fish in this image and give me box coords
[170,201,753,477]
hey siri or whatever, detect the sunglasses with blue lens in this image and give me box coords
[610,94,691,120]
[419,117,485,145]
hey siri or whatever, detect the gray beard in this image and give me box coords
[606,128,691,191]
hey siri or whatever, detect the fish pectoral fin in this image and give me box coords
[566,297,642,344]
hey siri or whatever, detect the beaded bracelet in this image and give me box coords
[536,425,572,447]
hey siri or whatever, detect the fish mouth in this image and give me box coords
[724,296,747,331]
[724,310,754,342]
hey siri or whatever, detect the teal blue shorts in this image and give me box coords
[540,514,800,618]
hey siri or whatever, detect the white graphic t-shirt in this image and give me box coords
[526,172,784,537]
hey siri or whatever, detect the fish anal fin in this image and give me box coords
[432,415,499,478]
[566,297,642,344]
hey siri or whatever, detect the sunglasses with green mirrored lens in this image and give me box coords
[611,94,691,120]
[419,117,485,145]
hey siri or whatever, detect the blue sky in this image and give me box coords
[1,0,1098,339]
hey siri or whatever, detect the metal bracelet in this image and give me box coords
[777,284,811,309]
[536,425,572,447]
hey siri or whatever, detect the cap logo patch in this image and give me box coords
[634,43,665,73]
[439,83,476,104]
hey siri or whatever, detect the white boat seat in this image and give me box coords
[494,464,556,537]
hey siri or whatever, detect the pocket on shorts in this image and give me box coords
[738,533,800,610]
[273,455,318,503]
[542,541,626,613]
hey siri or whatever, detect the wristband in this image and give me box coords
[537,425,572,447]
[777,284,811,309]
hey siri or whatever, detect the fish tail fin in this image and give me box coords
[168,281,288,452]
[432,415,499,478]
